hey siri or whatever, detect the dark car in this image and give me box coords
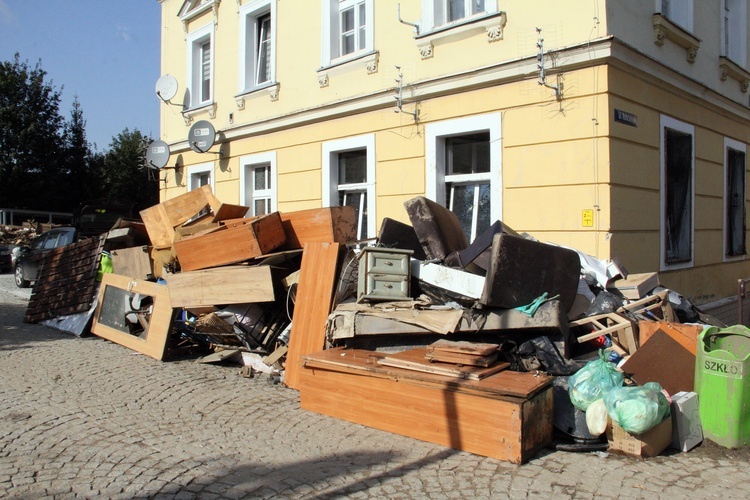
[73,199,137,239]
[14,227,77,288]
[0,244,14,273]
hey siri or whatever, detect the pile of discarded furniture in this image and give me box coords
[22,188,729,464]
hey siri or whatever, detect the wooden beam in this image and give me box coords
[283,241,342,390]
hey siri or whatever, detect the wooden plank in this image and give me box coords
[427,339,500,357]
[173,212,286,271]
[139,185,220,248]
[91,273,175,361]
[24,235,105,324]
[283,241,342,390]
[210,203,250,223]
[110,246,153,281]
[378,347,508,380]
[280,207,357,249]
[299,361,553,463]
[166,265,275,308]
[301,348,551,399]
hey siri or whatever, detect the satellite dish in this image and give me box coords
[155,74,178,102]
[145,140,171,169]
[188,120,216,153]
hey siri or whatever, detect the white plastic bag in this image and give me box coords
[585,398,608,436]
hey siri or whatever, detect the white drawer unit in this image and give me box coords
[356,247,413,303]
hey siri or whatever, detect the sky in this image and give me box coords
[0,0,161,152]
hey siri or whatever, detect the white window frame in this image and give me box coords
[724,137,747,261]
[656,0,694,32]
[421,0,498,32]
[723,0,748,65]
[321,0,374,67]
[239,0,277,94]
[322,134,376,239]
[186,23,214,109]
[426,113,502,239]
[240,151,278,216]
[187,162,214,192]
[660,115,695,271]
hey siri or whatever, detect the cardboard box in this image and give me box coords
[607,272,660,300]
[670,391,703,452]
[606,416,672,458]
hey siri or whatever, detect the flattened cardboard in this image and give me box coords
[620,329,695,394]
[638,321,703,355]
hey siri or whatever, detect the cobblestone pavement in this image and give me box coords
[2,279,750,499]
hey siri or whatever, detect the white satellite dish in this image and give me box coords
[188,120,217,153]
[155,74,178,102]
[145,140,171,170]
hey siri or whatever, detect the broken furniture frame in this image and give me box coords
[92,273,176,361]
[570,312,637,355]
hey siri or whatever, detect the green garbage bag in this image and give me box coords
[603,382,670,435]
[568,349,624,411]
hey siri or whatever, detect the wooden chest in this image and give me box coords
[299,348,553,464]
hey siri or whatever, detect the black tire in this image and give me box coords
[14,264,30,288]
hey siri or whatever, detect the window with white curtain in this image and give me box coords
[657,0,694,32]
[723,0,748,65]
[321,0,373,66]
[186,24,214,108]
[240,152,277,216]
[239,0,276,93]
[422,0,498,31]
[322,135,376,240]
[426,114,502,243]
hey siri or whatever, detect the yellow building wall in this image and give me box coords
[156,0,750,304]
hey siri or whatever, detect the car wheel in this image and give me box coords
[14,264,30,288]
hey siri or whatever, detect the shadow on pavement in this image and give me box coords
[0,303,82,349]
[167,448,458,498]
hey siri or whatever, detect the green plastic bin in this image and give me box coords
[695,325,750,448]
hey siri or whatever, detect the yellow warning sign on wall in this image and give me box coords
[582,209,594,227]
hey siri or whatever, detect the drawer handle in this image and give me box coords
[384,284,393,289]
[384,261,393,266]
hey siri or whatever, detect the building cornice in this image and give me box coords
[165,36,750,154]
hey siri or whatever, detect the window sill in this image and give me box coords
[652,14,700,63]
[235,82,280,108]
[317,51,379,87]
[719,56,750,93]
[181,102,217,125]
[415,11,507,59]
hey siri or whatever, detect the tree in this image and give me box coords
[61,96,100,206]
[1,54,159,216]
[100,128,159,212]
[0,53,65,210]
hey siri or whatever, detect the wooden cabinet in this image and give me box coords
[356,247,413,303]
